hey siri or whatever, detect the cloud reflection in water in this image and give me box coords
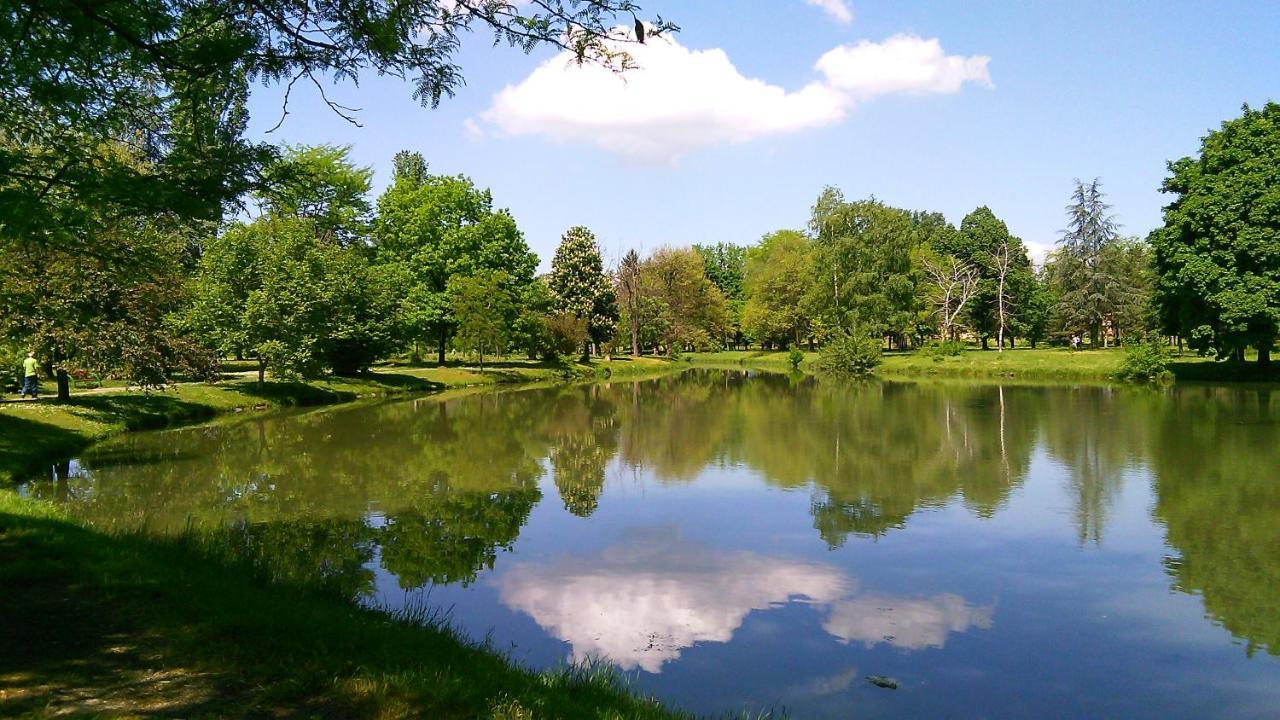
[495,530,992,672]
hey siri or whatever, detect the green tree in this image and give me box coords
[256,144,373,246]
[373,152,536,363]
[0,214,213,400]
[616,249,643,356]
[1150,103,1280,365]
[449,270,516,371]
[548,226,617,358]
[807,192,919,347]
[188,217,395,381]
[638,247,730,354]
[951,207,1034,349]
[741,230,814,348]
[694,242,748,347]
[1049,179,1141,348]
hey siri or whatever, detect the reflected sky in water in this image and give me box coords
[25,371,1280,719]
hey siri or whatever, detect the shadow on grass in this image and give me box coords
[0,506,694,719]
[0,414,85,484]
[1169,359,1280,383]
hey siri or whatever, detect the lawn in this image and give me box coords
[684,346,1274,383]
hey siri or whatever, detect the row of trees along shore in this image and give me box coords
[4,104,1280,397]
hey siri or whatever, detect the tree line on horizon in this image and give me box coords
[3,106,1279,396]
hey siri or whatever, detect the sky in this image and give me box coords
[245,0,1280,269]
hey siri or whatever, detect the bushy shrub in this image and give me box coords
[1118,336,1173,381]
[788,347,804,370]
[543,312,587,361]
[923,340,966,361]
[815,328,882,376]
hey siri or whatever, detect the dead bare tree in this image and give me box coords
[923,254,979,342]
[989,240,1015,352]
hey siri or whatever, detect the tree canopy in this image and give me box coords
[1150,102,1280,364]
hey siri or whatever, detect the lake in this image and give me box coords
[24,371,1280,718]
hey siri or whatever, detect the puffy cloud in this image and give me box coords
[481,34,849,164]
[823,593,994,650]
[494,531,850,672]
[494,530,994,672]
[816,34,992,100]
[804,0,854,24]
[478,32,990,162]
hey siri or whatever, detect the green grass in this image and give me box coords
[686,346,1279,384]
[0,492,696,719]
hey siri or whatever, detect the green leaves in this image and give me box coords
[548,226,617,351]
[1151,102,1280,363]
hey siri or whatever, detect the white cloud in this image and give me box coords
[494,530,994,673]
[481,34,848,164]
[478,31,991,163]
[823,593,994,650]
[805,0,854,24]
[816,34,992,100]
[495,531,849,672]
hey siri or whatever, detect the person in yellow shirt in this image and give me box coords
[21,351,39,399]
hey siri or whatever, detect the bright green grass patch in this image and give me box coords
[684,347,1264,384]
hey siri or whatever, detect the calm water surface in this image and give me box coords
[25,371,1280,718]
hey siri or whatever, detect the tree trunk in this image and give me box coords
[981,336,990,350]
[630,312,639,357]
[53,347,70,402]
[1259,344,1272,367]
[437,330,447,365]
[257,358,266,388]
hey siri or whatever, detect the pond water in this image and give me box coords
[24,371,1280,718]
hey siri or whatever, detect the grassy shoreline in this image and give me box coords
[686,346,1280,384]
[0,356,672,485]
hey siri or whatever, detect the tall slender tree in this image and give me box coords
[617,249,642,356]
[1051,179,1139,347]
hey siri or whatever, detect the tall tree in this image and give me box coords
[187,217,395,382]
[951,207,1033,349]
[1150,102,1280,365]
[0,214,212,400]
[256,144,373,246]
[449,270,516,371]
[694,242,747,348]
[807,193,919,347]
[374,152,536,363]
[548,226,617,359]
[741,230,814,348]
[1051,179,1139,347]
[919,249,979,342]
[616,249,643,356]
[638,247,730,354]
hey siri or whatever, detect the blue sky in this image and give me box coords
[246,0,1280,269]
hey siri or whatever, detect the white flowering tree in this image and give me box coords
[548,226,618,359]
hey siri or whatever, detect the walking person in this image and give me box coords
[20,351,39,399]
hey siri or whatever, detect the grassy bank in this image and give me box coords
[0,492,690,719]
[0,356,673,484]
[686,346,1278,383]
